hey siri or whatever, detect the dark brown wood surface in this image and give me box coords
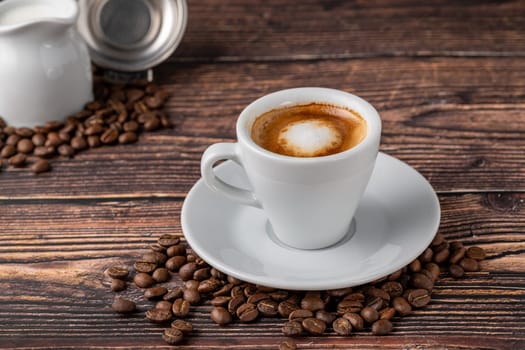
[1,0,524,349]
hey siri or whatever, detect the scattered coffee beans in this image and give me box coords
[112,297,136,314]
[106,232,487,346]
[0,72,172,174]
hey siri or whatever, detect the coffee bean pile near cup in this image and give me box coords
[0,74,172,174]
[107,233,486,347]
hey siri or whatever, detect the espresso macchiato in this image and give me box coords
[251,103,367,157]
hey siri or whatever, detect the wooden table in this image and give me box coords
[1,1,524,349]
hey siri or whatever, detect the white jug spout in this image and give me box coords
[0,0,78,35]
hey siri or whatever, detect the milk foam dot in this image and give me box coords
[278,119,343,157]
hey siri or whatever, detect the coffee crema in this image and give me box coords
[251,103,367,157]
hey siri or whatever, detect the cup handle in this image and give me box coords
[201,143,262,209]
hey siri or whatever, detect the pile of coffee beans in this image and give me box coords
[0,74,172,174]
[105,232,486,347]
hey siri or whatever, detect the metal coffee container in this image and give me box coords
[77,0,187,73]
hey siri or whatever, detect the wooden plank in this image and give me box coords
[175,0,525,61]
[0,194,523,348]
[1,57,525,197]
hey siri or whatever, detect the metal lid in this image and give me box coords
[77,0,187,72]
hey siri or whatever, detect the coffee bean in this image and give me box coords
[366,296,386,311]
[257,299,279,316]
[228,295,245,314]
[315,310,336,325]
[172,298,190,317]
[279,339,297,350]
[158,234,180,247]
[367,287,391,302]
[146,309,173,323]
[408,259,422,273]
[381,281,403,298]
[243,285,257,298]
[152,267,170,283]
[150,251,168,265]
[156,301,173,311]
[179,262,198,281]
[300,293,325,311]
[110,279,126,292]
[379,307,396,320]
[433,247,450,264]
[8,153,26,167]
[112,297,136,313]
[211,306,232,325]
[288,309,314,322]
[326,287,353,298]
[171,319,193,335]
[360,306,379,324]
[144,286,168,300]
[424,262,441,282]
[449,264,465,278]
[466,246,486,260]
[134,272,154,288]
[247,292,270,304]
[31,159,50,174]
[17,139,34,153]
[87,135,101,148]
[183,288,201,304]
[372,319,393,335]
[162,328,183,345]
[431,233,445,246]
[198,278,221,294]
[33,146,55,158]
[302,317,326,335]
[342,312,364,330]
[166,245,186,258]
[84,124,104,136]
[236,303,259,322]
[282,321,303,337]
[163,287,183,301]
[143,115,160,131]
[145,95,164,109]
[57,144,75,157]
[133,261,157,274]
[449,246,466,265]
[407,289,431,308]
[70,135,88,150]
[337,299,363,315]
[419,248,434,263]
[227,275,243,285]
[100,128,119,144]
[166,256,187,271]
[213,283,233,297]
[194,267,211,281]
[459,257,480,272]
[343,292,365,302]
[392,296,412,316]
[160,114,173,128]
[6,134,20,145]
[433,240,449,253]
[410,272,434,291]
[106,266,129,279]
[278,301,299,318]
[1,144,16,158]
[333,317,352,335]
[211,296,231,306]
[16,127,33,138]
[123,120,139,132]
[185,279,200,290]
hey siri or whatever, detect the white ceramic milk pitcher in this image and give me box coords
[0,0,92,127]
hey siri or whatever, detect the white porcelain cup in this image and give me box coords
[201,87,381,250]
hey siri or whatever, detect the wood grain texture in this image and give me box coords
[1,57,525,197]
[1,0,525,348]
[0,195,524,349]
[175,0,525,61]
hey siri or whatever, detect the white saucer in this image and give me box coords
[181,152,440,290]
